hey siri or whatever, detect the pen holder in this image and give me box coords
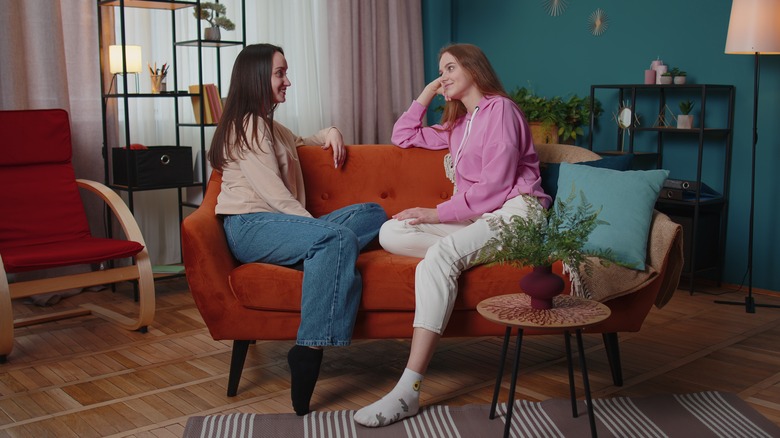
[150,73,166,94]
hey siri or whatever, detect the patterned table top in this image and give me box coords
[477,294,611,329]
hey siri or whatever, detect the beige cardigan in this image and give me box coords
[216,117,333,217]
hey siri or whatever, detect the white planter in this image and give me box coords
[660,75,673,85]
[677,114,694,129]
[674,75,687,84]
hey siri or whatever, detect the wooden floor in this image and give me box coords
[2,277,780,437]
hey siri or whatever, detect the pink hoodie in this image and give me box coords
[392,95,551,222]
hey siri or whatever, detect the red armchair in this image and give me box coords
[0,109,155,362]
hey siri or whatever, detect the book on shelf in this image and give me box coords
[188,84,213,124]
[204,84,223,122]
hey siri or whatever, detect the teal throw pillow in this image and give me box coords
[556,162,669,270]
[541,154,633,200]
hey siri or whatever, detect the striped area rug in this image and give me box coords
[183,391,780,438]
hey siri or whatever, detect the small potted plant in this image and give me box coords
[193,2,236,41]
[478,189,616,309]
[677,100,695,129]
[659,72,673,85]
[670,67,688,85]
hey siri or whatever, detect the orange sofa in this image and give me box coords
[181,143,683,396]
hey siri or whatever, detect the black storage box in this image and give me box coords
[113,146,194,188]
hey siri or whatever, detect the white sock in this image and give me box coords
[354,368,422,427]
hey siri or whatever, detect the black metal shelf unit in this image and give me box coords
[97,0,246,267]
[587,84,736,293]
[98,0,245,207]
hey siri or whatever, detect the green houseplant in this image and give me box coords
[670,67,688,84]
[478,189,616,309]
[679,100,694,115]
[509,87,602,145]
[193,2,236,40]
[677,100,695,129]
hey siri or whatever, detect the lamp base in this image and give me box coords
[714,296,780,313]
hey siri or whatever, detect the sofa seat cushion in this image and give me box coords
[228,249,571,312]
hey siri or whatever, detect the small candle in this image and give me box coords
[644,69,656,84]
[655,65,668,84]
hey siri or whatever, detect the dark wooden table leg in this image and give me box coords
[576,329,598,438]
[503,328,524,438]
[564,330,578,417]
[490,326,513,419]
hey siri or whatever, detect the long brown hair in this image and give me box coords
[438,44,508,130]
[208,43,283,170]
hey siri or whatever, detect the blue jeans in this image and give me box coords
[223,203,386,346]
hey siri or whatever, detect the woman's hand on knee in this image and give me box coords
[393,207,439,225]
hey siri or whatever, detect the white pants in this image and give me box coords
[379,195,542,334]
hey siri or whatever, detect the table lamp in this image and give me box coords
[109,44,142,93]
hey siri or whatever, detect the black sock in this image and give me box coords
[287,345,323,416]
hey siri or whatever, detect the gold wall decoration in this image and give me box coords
[588,8,609,36]
[542,0,569,16]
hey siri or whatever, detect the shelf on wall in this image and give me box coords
[109,181,204,192]
[176,40,244,48]
[99,0,196,10]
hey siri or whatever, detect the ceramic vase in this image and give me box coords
[677,114,694,129]
[204,27,221,41]
[519,265,565,310]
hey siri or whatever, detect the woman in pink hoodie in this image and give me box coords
[356,43,551,427]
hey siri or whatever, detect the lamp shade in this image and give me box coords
[109,45,142,74]
[725,0,780,54]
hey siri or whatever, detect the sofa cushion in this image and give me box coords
[541,154,634,200]
[556,163,668,270]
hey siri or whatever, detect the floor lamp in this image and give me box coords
[716,0,780,313]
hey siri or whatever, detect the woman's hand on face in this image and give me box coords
[417,77,448,106]
[392,207,440,225]
[322,127,345,168]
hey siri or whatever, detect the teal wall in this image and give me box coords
[422,0,780,292]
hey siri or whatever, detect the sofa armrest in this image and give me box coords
[649,211,684,308]
[181,171,242,335]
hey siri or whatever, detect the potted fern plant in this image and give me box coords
[193,2,236,41]
[478,189,616,309]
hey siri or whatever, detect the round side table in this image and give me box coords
[477,293,611,438]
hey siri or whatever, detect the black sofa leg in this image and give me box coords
[602,332,623,386]
[227,340,251,396]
